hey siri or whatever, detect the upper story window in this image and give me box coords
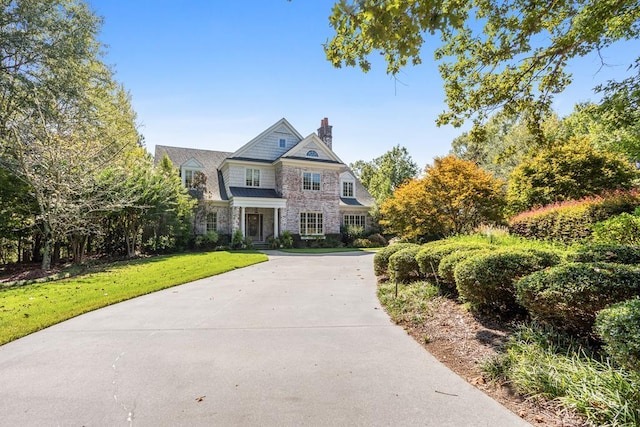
[306,150,319,158]
[184,169,196,188]
[279,138,286,148]
[206,212,217,232]
[246,168,261,187]
[342,181,354,198]
[303,172,321,191]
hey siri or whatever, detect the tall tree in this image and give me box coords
[325,0,640,138]
[350,145,419,204]
[0,1,140,269]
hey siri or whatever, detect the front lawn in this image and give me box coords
[0,251,267,345]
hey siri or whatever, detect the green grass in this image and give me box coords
[377,280,440,325]
[0,251,267,345]
[278,247,367,254]
[483,323,640,426]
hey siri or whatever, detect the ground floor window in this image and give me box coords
[300,212,323,235]
[206,212,217,232]
[343,214,366,228]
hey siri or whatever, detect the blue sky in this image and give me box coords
[88,1,639,169]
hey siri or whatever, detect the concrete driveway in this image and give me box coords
[0,251,528,426]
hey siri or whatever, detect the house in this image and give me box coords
[154,118,375,244]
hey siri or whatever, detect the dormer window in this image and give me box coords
[245,168,261,187]
[342,181,355,198]
[306,150,319,158]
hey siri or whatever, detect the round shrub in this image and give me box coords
[516,263,640,336]
[437,249,494,290]
[366,233,388,247]
[352,238,374,248]
[416,242,493,278]
[454,248,561,315]
[373,243,420,276]
[388,246,423,283]
[567,244,640,265]
[595,298,640,371]
[591,211,640,246]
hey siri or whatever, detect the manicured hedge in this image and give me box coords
[568,244,640,265]
[454,248,561,315]
[415,242,493,278]
[595,297,640,371]
[373,243,420,276]
[388,246,424,283]
[437,249,494,290]
[509,190,640,243]
[516,263,640,336]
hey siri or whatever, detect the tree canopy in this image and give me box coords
[350,145,419,204]
[325,0,640,137]
[380,155,505,240]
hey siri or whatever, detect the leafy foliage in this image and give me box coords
[595,298,640,372]
[591,209,640,246]
[388,245,423,283]
[507,138,637,214]
[509,190,640,243]
[380,155,506,241]
[454,248,561,315]
[350,145,418,204]
[516,263,640,336]
[373,243,420,276]
[568,244,640,265]
[326,0,640,136]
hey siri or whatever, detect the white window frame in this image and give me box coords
[343,214,366,228]
[341,181,355,198]
[306,150,319,158]
[245,168,261,187]
[183,169,199,188]
[206,212,217,233]
[302,172,321,191]
[300,212,323,236]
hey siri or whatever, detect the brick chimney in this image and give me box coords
[317,117,332,150]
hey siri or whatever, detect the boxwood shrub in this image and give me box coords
[388,245,424,283]
[454,248,561,315]
[595,297,640,371]
[516,263,640,336]
[437,249,494,291]
[567,244,640,265]
[373,243,420,276]
[415,242,493,278]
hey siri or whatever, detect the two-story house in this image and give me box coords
[154,118,374,243]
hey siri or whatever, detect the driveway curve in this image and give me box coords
[0,251,528,426]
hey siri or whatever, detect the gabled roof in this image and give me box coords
[154,145,232,201]
[230,118,304,160]
[279,133,344,164]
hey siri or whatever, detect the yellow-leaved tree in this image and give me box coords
[380,155,506,241]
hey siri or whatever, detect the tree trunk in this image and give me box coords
[41,236,52,271]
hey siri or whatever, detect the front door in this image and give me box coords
[246,213,263,242]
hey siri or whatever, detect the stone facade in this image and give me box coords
[156,118,375,243]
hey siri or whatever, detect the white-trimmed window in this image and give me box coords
[245,168,261,187]
[206,212,217,232]
[342,181,354,198]
[300,212,323,235]
[343,214,366,228]
[279,138,286,148]
[184,169,196,188]
[306,150,319,158]
[303,172,321,191]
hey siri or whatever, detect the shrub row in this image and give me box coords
[454,249,562,315]
[516,263,640,336]
[568,244,640,264]
[508,190,640,243]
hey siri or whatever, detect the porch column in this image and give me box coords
[240,206,245,237]
[274,208,279,237]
